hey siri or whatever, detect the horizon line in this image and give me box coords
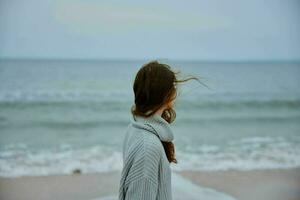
[0,57,300,63]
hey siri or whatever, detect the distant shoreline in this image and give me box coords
[1,57,300,64]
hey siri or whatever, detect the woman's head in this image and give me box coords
[131,60,203,163]
[131,60,178,123]
[131,60,201,123]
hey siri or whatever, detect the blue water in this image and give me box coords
[0,59,300,177]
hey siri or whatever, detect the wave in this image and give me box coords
[0,119,130,130]
[0,145,123,178]
[172,136,300,171]
[175,115,300,124]
[1,114,299,131]
[1,94,299,112]
[1,136,299,177]
[0,91,132,103]
[177,98,300,110]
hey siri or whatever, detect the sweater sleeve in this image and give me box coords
[124,176,158,200]
[124,138,162,200]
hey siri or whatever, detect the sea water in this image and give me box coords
[0,59,299,177]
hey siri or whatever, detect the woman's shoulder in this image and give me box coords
[127,123,164,154]
[143,131,164,153]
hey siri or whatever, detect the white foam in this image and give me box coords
[172,136,300,171]
[1,136,300,177]
[0,90,132,102]
[171,173,236,200]
[0,145,123,177]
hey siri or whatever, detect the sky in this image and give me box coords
[0,0,299,61]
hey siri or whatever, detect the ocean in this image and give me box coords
[0,59,299,177]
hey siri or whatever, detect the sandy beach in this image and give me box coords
[178,168,300,200]
[0,168,299,200]
[0,171,121,200]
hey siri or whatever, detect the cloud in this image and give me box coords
[52,0,229,36]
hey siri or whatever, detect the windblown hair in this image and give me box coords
[131,60,205,163]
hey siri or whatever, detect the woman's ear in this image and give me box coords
[167,98,175,108]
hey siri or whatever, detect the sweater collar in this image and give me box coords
[130,113,174,142]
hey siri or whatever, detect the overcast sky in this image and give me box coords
[0,0,299,60]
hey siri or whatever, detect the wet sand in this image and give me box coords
[0,168,299,200]
[178,168,300,200]
[0,171,120,200]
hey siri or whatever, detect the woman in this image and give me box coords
[118,60,201,200]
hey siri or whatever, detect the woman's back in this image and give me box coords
[119,114,173,200]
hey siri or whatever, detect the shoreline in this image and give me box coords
[0,168,299,200]
[178,167,300,200]
[0,171,121,200]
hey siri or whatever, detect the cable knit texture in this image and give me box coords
[118,113,174,200]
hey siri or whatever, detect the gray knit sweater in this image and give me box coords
[118,113,174,200]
